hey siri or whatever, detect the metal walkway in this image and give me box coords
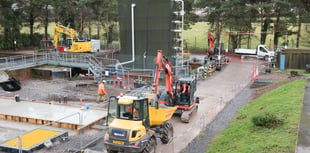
[0,51,119,80]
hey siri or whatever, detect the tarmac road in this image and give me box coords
[156,59,253,153]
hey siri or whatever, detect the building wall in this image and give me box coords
[278,49,310,69]
[118,0,176,69]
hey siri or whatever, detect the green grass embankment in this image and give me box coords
[207,79,306,153]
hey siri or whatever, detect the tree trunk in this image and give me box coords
[260,1,263,44]
[238,34,242,48]
[260,0,271,45]
[247,19,251,48]
[216,15,220,45]
[106,15,109,45]
[215,0,221,45]
[274,8,281,49]
[97,13,101,39]
[30,11,34,46]
[296,9,302,48]
[87,5,91,38]
[44,5,48,48]
[80,7,84,34]
[108,24,114,44]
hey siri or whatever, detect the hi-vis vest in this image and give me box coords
[98,83,106,95]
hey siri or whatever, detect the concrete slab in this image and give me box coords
[0,71,9,82]
[0,98,107,126]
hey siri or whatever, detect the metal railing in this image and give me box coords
[0,51,122,81]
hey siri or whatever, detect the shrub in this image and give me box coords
[252,112,284,129]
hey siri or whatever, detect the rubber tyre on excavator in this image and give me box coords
[160,122,173,144]
[142,137,156,153]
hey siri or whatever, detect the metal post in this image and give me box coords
[127,70,130,92]
[143,51,146,71]
[18,136,22,153]
[273,20,275,51]
[79,112,83,150]
[181,0,184,67]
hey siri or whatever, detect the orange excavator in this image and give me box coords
[153,50,199,123]
[208,32,215,53]
[152,50,174,106]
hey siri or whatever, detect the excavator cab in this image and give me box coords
[66,38,73,49]
[106,95,150,127]
[174,77,198,106]
[173,77,199,122]
[106,96,118,125]
[104,94,176,153]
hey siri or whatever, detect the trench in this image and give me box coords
[182,85,253,153]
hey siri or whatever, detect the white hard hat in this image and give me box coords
[102,80,106,83]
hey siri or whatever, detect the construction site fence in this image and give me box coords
[0,54,45,71]
[0,51,120,78]
[101,44,119,50]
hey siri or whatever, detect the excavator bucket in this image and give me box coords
[149,106,177,126]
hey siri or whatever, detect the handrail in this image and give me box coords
[0,52,108,80]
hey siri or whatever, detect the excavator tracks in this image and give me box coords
[181,105,198,123]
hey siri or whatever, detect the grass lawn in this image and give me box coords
[183,22,210,51]
[207,79,306,153]
[184,22,310,52]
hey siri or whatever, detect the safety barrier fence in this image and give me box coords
[0,51,121,81]
[0,110,101,153]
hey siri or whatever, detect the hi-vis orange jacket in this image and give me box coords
[98,83,106,95]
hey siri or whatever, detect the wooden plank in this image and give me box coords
[12,116,20,122]
[28,118,37,124]
[0,113,105,132]
[36,119,44,125]
[0,114,5,119]
[6,115,13,120]
[52,122,60,128]
[21,117,28,122]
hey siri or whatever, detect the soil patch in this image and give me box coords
[251,72,303,100]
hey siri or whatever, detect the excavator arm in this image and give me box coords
[53,23,79,49]
[208,32,214,52]
[153,50,173,99]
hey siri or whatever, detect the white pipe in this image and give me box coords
[181,0,184,69]
[116,3,136,69]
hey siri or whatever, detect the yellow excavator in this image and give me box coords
[53,23,92,53]
[104,87,177,153]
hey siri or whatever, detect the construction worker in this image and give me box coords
[180,83,187,102]
[127,105,138,118]
[181,83,186,94]
[97,80,107,103]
